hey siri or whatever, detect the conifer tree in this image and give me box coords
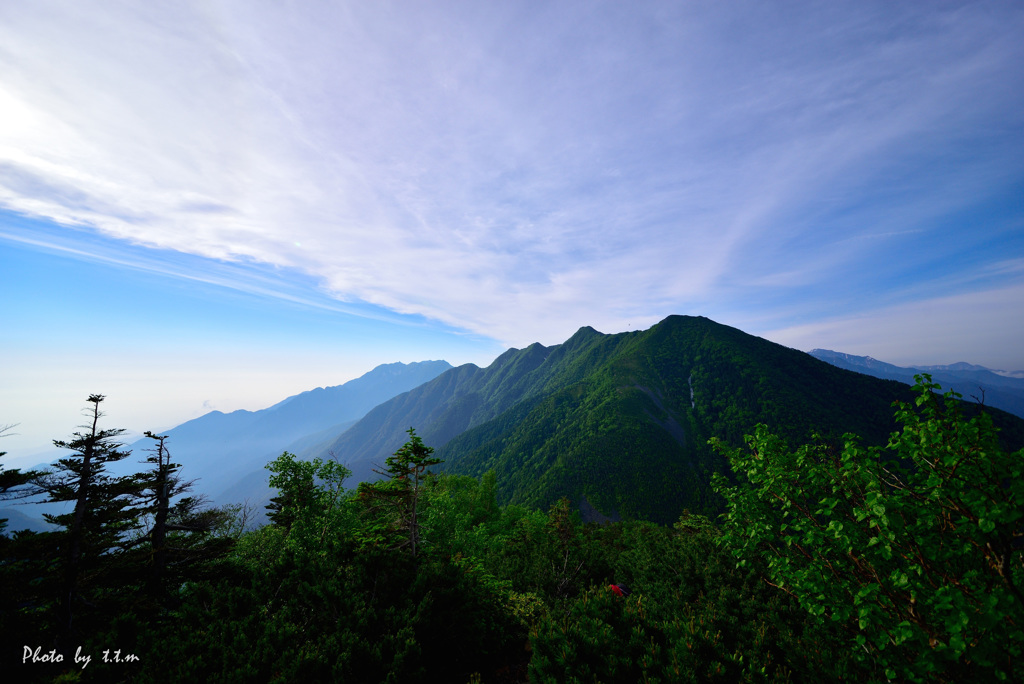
[37,394,143,654]
[143,431,174,594]
[126,431,238,609]
[358,428,441,558]
[135,430,214,596]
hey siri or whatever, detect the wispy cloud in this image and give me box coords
[1,1,1022,352]
[762,282,1024,371]
[0,218,452,332]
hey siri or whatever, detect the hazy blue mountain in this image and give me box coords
[0,506,53,533]
[121,360,452,506]
[315,316,1024,524]
[809,350,1024,419]
[6,360,452,531]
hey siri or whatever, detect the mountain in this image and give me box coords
[809,350,1024,420]
[125,360,453,507]
[5,360,454,533]
[0,506,53,533]
[317,316,1024,524]
[316,331,605,483]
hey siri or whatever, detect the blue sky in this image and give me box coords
[2,1,1023,460]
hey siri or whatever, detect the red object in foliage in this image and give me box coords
[609,584,625,597]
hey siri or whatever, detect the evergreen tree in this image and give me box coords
[36,394,143,654]
[133,431,229,601]
[0,425,56,656]
[139,431,177,595]
[358,428,441,558]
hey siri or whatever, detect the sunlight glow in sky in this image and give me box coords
[2,1,1023,458]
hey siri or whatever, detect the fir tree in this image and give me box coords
[358,428,441,558]
[36,394,143,654]
[134,430,220,599]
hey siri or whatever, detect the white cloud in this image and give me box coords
[762,283,1024,371]
[1,1,1022,350]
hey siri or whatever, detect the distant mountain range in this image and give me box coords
[809,350,1024,420]
[7,318,1024,532]
[142,360,453,506]
[1,360,452,529]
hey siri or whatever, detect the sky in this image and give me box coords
[2,1,1023,462]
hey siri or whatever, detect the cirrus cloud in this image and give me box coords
[1,0,1022,354]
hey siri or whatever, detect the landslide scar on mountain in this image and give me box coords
[578,494,621,525]
[629,385,687,449]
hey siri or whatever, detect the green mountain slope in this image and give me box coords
[322,315,1024,525]
[437,315,922,523]
[319,325,631,482]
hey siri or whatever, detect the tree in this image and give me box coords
[132,431,233,600]
[136,431,179,595]
[357,428,441,558]
[266,451,351,535]
[712,376,1024,682]
[37,394,144,654]
[0,425,55,650]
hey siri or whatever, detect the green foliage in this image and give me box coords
[265,450,351,533]
[713,376,1024,682]
[134,430,229,602]
[436,315,936,525]
[141,470,525,683]
[0,399,238,682]
[17,366,1022,682]
[357,428,441,557]
[37,394,150,655]
[3,451,859,683]
[529,517,854,683]
[43,395,142,543]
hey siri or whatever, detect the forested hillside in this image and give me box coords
[2,377,1021,682]
[318,315,1024,524]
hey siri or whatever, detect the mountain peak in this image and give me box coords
[660,314,709,326]
[571,325,600,337]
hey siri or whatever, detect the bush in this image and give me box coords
[712,376,1024,682]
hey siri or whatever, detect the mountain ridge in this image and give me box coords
[314,315,1024,524]
[809,349,1024,419]
[115,359,454,508]
[10,318,1024,534]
